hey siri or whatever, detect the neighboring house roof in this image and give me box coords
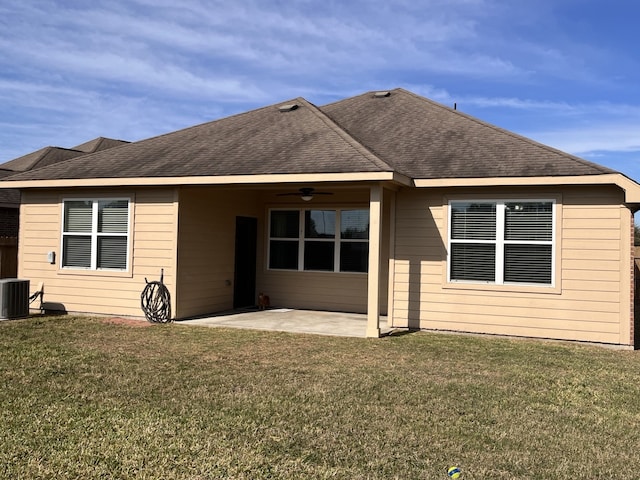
[0,137,129,173]
[72,137,130,153]
[0,169,19,205]
[1,89,637,201]
[0,137,130,207]
[0,146,86,173]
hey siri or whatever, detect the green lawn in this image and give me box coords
[1,315,639,479]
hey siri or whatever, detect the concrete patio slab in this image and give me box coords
[177,308,392,338]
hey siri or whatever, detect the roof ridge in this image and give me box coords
[398,88,615,174]
[321,89,413,176]
[310,99,395,173]
[27,147,56,171]
[92,137,106,152]
[31,146,86,171]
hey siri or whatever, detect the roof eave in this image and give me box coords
[414,173,640,203]
[0,171,412,189]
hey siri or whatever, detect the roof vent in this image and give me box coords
[374,91,391,98]
[278,103,299,112]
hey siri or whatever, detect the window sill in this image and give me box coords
[443,280,561,295]
[57,268,133,278]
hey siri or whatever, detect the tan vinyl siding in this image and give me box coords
[391,186,633,345]
[258,271,368,313]
[19,183,384,320]
[132,191,178,283]
[19,187,178,318]
[175,187,261,318]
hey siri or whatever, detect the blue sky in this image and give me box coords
[1,0,639,182]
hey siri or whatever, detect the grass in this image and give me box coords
[1,316,639,479]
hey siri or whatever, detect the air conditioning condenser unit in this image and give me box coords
[0,279,30,320]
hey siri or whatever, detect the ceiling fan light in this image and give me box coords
[301,194,313,201]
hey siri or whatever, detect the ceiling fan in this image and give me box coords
[277,187,333,202]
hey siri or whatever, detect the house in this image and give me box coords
[1,88,639,347]
[0,137,129,278]
[0,168,20,278]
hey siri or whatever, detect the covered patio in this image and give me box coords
[177,308,394,338]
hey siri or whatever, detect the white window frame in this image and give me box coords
[447,199,556,286]
[268,208,369,273]
[60,198,131,271]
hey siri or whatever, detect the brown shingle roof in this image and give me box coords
[72,137,130,153]
[0,137,129,206]
[6,98,392,181]
[0,146,85,172]
[321,88,615,179]
[0,169,19,204]
[0,137,130,173]
[2,89,617,183]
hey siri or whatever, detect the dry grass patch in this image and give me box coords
[101,317,153,328]
[1,315,639,479]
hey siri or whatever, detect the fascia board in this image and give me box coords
[414,174,640,203]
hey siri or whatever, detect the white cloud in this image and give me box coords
[0,0,529,97]
[528,125,640,156]
[454,93,640,157]
[2,0,640,173]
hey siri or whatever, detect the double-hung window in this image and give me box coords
[448,200,554,285]
[269,209,369,273]
[62,199,130,270]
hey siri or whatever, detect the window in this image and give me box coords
[304,210,335,271]
[62,199,130,270]
[340,209,369,272]
[268,209,369,273]
[448,200,554,285]
[269,210,299,270]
